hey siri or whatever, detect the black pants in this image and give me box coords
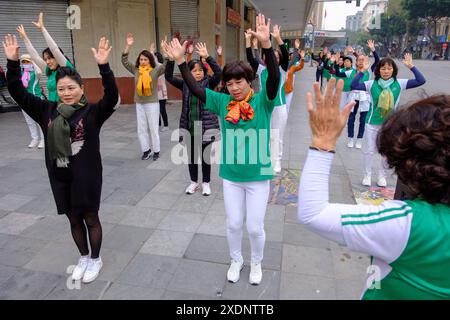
[159,99,168,127]
[316,70,323,89]
[187,135,212,183]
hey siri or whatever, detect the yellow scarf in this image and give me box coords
[377,78,395,117]
[225,89,255,124]
[137,66,153,97]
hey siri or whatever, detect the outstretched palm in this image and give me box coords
[126,33,134,47]
[32,12,45,30]
[91,37,112,65]
[249,13,271,48]
[195,42,209,59]
[367,40,375,52]
[403,53,414,68]
[2,34,20,61]
[168,38,187,62]
[17,25,28,39]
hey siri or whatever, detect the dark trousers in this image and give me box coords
[316,70,323,89]
[347,101,368,139]
[187,135,212,183]
[159,99,168,127]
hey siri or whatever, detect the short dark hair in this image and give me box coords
[135,50,156,68]
[188,59,208,78]
[343,56,353,64]
[374,58,398,80]
[222,60,254,84]
[55,67,83,86]
[377,95,450,205]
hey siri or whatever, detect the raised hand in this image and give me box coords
[248,13,271,49]
[330,54,337,64]
[168,38,188,64]
[217,45,222,56]
[323,47,328,55]
[195,42,209,59]
[149,42,156,54]
[300,50,305,59]
[16,25,28,40]
[32,12,45,31]
[326,52,332,60]
[126,33,134,47]
[403,53,414,69]
[271,24,282,44]
[347,46,354,54]
[367,40,375,52]
[307,78,355,151]
[295,39,301,49]
[2,34,20,61]
[91,37,112,65]
[160,40,174,61]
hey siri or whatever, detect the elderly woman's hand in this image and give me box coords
[307,78,356,151]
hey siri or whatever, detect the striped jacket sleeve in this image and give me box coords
[298,149,412,263]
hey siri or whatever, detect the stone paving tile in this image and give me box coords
[140,230,194,258]
[166,259,228,299]
[197,215,227,237]
[170,193,216,214]
[157,212,204,233]
[279,272,337,300]
[136,192,180,210]
[0,269,64,300]
[335,279,365,300]
[0,194,35,211]
[0,236,48,267]
[119,207,169,229]
[102,283,165,300]
[184,234,282,271]
[116,254,180,289]
[222,268,281,300]
[282,244,334,277]
[98,203,135,224]
[15,196,58,216]
[45,279,110,300]
[162,290,223,300]
[0,265,19,286]
[283,223,332,249]
[0,212,44,235]
[102,224,154,253]
[19,215,67,241]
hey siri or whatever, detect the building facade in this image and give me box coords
[346,11,363,32]
[361,0,388,31]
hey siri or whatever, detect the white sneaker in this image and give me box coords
[362,175,372,186]
[347,139,354,148]
[28,139,39,148]
[202,182,211,196]
[37,140,45,149]
[355,139,362,149]
[82,257,103,283]
[185,182,199,195]
[249,262,262,285]
[377,177,387,187]
[273,160,282,174]
[71,255,89,281]
[227,259,243,283]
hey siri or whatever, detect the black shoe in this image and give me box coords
[141,149,152,160]
[152,152,160,161]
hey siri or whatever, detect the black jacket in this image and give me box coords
[165,56,221,143]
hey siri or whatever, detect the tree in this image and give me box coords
[402,0,450,38]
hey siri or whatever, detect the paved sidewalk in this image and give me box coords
[0,62,416,300]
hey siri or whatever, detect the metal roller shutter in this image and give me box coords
[0,0,73,98]
[170,0,198,41]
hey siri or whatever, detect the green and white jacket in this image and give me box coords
[298,150,450,300]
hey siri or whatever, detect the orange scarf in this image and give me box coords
[137,66,153,97]
[225,89,255,124]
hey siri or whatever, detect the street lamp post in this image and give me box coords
[309,22,316,67]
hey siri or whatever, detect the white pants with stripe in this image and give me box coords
[363,124,388,178]
[136,102,160,153]
[22,110,43,140]
[270,105,288,163]
[340,91,352,111]
[223,179,270,264]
